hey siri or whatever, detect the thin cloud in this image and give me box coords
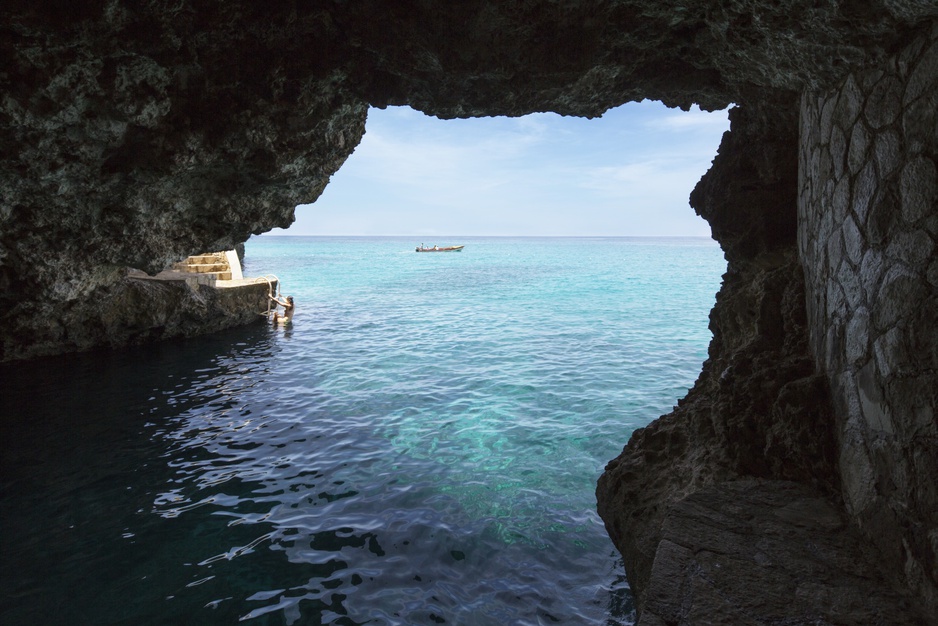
[288,102,729,237]
[347,112,551,191]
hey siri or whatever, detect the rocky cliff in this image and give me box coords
[598,29,938,621]
[2,1,937,622]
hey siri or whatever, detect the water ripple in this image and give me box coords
[0,237,722,625]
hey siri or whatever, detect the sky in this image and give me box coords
[271,100,731,237]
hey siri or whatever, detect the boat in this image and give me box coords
[415,245,464,252]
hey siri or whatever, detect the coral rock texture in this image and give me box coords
[2,1,938,622]
[1,1,368,359]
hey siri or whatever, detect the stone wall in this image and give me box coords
[595,100,886,624]
[799,23,938,608]
[598,22,938,622]
[3,273,274,361]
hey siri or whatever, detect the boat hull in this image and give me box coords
[415,245,464,252]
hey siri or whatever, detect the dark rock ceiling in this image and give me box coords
[1,2,931,314]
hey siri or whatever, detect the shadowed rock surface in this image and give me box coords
[638,480,926,625]
[2,1,937,623]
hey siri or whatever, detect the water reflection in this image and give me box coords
[0,326,277,624]
[1,322,635,625]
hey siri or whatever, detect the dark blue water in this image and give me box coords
[0,237,724,625]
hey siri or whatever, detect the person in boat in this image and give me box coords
[271,295,295,325]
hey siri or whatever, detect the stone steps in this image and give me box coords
[180,263,230,274]
[171,252,233,281]
[186,254,225,265]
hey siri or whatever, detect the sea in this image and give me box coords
[0,236,725,626]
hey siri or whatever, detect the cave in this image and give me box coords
[2,1,937,623]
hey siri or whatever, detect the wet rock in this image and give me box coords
[602,21,938,623]
[599,103,841,615]
[1,273,274,361]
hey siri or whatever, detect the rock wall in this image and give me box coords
[597,22,938,623]
[0,1,366,360]
[799,23,938,609]
[596,100,867,623]
[9,273,274,359]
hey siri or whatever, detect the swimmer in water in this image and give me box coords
[271,295,294,325]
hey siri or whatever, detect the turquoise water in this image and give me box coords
[0,236,724,625]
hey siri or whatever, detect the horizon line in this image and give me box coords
[255,233,716,239]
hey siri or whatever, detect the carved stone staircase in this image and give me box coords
[172,252,233,280]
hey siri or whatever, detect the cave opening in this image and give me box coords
[0,99,732,624]
[220,101,732,623]
[273,101,730,237]
[3,3,937,622]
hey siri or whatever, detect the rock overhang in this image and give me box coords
[2,1,930,309]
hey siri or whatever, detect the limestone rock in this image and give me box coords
[2,272,274,361]
[598,103,841,611]
[638,480,930,626]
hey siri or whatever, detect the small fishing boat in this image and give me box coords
[415,245,464,252]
